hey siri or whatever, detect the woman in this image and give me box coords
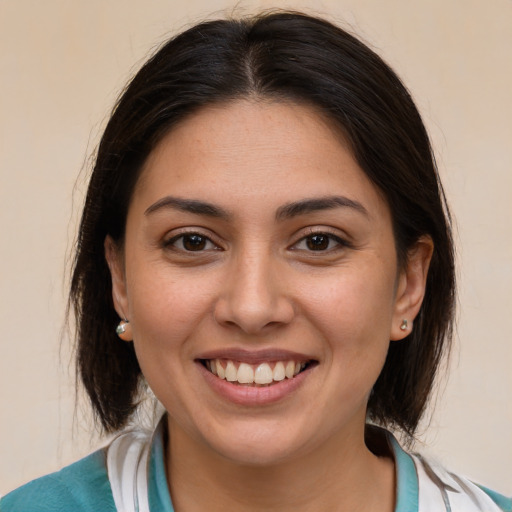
[2,11,510,512]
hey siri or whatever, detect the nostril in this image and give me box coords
[213,295,295,334]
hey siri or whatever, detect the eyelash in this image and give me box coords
[164,232,221,252]
[291,231,349,252]
[164,229,349,253]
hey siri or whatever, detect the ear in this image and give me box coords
[104,235,132,340]
[390,236,434,341]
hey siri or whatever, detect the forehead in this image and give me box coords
[133,99,388,221]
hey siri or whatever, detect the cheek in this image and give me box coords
[125,264,220,373]
[125,270,218,416]
[129,262,214,326]
[303,265,396,374]
[307,265,396,333]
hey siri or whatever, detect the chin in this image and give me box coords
[213,438,300,467]
[202,419,315,467]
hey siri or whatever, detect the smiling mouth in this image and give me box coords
[200,359,314,386]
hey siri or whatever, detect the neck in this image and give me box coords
[165,418,395,512]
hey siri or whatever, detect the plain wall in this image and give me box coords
[1,0,511,496]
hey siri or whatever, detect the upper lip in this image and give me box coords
[196,348,316,364]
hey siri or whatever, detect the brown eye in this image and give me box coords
[292,232,347,253]
[306,234,330,251]
[166,233,218,252]
[183,234,207,251]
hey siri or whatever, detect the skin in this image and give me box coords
[106,99,433,511]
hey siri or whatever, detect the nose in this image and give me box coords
[213,250,295,334]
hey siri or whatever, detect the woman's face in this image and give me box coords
[107,100,429,465]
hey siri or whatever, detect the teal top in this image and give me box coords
[1,431,174,512]
[2,429,510,512]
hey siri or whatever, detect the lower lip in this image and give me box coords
[197,362,312,406]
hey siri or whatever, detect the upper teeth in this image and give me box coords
[206,359,306,385]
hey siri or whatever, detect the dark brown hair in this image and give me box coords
[70,11,455,437]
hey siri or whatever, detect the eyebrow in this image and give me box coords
[275,196,368,221]
[144,196,231,219]
[144,195,368,221]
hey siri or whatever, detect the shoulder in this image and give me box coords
[384,428,511,512]
[0,449,116,512]
[411,452,512,512]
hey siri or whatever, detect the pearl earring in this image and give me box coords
[116,319,129,335]
[116,319,133,341]
[400,319,408,331]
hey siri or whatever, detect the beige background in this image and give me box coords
[1,0,511,497]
